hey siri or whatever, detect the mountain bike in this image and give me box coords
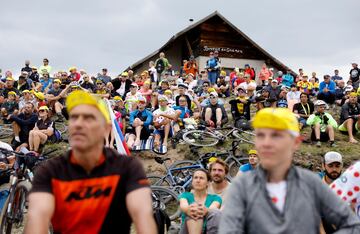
[0,148,53,234]
[151,186,180,221]
[182,125,254,147]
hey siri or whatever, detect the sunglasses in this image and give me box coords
[179,100,187,102]
[209,96,217,99]
[39,110,47,113]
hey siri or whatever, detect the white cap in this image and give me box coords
[209,91,218,97]
[271,79,278,83]
[324,152,342,164]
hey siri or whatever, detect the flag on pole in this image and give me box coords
[105,100,131,156]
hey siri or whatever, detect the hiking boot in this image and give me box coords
[316,141,321,147]
[330,142,337,147]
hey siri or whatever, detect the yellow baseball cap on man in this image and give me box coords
[248,149,258,155]
[252,108,299,136]
[54,79,61,84]
[34,92,45,100]
[39,106,49,111]
[8,91,16,96]
[66,90,110,123]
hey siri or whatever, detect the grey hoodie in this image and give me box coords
[219,166,360,234]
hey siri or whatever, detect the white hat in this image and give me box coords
[324,152,342,164]
[271,79,278,83]
[344,85,353,92]
[209,92,218,97]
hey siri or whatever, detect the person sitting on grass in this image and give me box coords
[127,96,153,148]
[28,106,54,153]
[292,92,314,130]
[237,149,259,176]
[202,92,228,128]
[179,169,222,234]
[1,91,19,124]
[338,92,360,143]
[153,95,176,151]
[229,86,251,129]
[306,100,338,147]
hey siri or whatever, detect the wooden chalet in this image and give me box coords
[127,11,294,78]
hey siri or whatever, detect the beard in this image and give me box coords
[325,170,341,180]
[212,175,225,183]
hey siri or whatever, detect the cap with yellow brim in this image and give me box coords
[66,90,110,123]
[39,106,49,111]
[8,91,17,96]
[248,149,258,155]
[252,108,299,136]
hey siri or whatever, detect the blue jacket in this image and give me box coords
[9,113,38,143]
[319,80,336,95]
[282,74,294,87]
[129,109,153,128]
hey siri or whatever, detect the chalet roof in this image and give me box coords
[127,11,294,74]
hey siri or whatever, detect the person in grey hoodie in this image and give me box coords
[219,107,360,234]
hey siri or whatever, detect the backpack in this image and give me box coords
[207,58,217,69]
[156,59,165,74]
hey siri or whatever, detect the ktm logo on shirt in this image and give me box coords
[65,185,113,202]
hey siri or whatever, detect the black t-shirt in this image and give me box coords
[293,102,314,118]
[31,148,148,234]
[350,68,360,83]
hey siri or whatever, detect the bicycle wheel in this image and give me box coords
[147,174,172,187]
[182,130,219,147]
[151,186,181,221]
[232,130,255,145]
[227,158,249,178]
[169,160,198,179]
[0,128,13,139]
[55,122,68,135]
[0,181,31,234]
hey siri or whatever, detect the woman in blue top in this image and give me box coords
[179,169,222,234]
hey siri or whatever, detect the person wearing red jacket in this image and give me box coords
[244,64,255,80]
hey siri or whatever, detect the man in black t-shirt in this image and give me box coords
[25,91,156,234]
[293,92,314,129]
[350,63,360,89]
[338,93,360,143]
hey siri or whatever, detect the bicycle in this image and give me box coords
[0,125,13,140]
[182,125,255,147]
[0,148,53,234]
[151,186,180,221]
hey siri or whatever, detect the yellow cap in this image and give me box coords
[248,149,258,155]
[8,91,16,96]
[34,92,45,100]
[220,70,226,77]
[66,90,110,123]
[31,66,37,70]
[144,80,151,85]
[208,157,217,164]
[121,72,128,77]
[22,90,30,93]
[6,77,14,81]
[252,108,299,136]
[164,90,172,95]
[208,87,216,93]
[349,92,358,97]
[113,96,123,101]
[54,79,61,84]
[69,66,77,72]
[39,106,49,111]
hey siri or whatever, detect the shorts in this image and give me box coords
[311,129,330,142]
[298,117,307,127]
[153,128,173,138]
[126,126,151,140]
[338,119,359,134]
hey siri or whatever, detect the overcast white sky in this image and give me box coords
[1,0,359,80]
